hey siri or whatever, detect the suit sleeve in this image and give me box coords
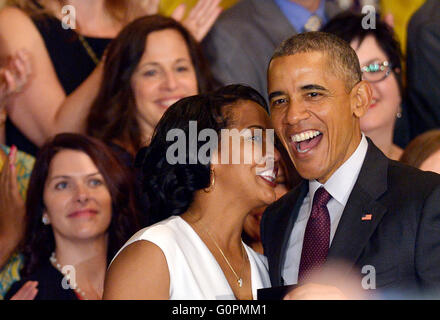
[414,183,440,294]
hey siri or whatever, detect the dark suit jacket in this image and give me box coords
[261,140,440,297]
[406,0,440,139]
[201,0,341,99]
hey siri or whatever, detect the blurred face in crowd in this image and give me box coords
[213,100,280,209]
[43,150,112,242]
[351,35,401,135]
[243,162,289,246]
[419,150,440,174]
[268,51,369,183]
[131,28,198,134]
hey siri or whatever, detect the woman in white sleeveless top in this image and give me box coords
[103,85,280,300]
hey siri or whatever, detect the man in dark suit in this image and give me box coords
[202,0,341,99]
[261,31,440,299]
[406,0,440,139]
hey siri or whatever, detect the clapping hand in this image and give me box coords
[0,49,31,102]
[10,281,38,300]
[172,0,222,42]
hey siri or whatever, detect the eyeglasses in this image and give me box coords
[361,60,392,83]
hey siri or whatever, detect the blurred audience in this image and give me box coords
[406,0,440,139]
[202,0,341,98]
[0,0,220,156]
[86,15,215,158]
[322,12,408,159]
[104,85,276,300]
[400,130,440,175]
[4,133,141,300]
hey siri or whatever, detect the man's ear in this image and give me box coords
[350,80,372,118]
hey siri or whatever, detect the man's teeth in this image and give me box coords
[291,130,321,143]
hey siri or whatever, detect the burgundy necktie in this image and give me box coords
[298,187,332,283]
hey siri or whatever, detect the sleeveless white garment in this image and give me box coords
[112,215,271,300]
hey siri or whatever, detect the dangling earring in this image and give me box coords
[42,214,50,225]
[203,169,215,193]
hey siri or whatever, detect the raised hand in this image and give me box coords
[172,0,222,42]
[0,49,31,103]
[10,281,38,300]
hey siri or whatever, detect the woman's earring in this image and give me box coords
[203,169,215,193]
[42,214,50,225]
[396,108,402,119]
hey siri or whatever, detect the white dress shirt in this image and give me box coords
[282,134,369,285]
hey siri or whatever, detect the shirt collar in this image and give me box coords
[308,134,368,207]
[274,0,327,33]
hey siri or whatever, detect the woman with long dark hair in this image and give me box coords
[104,85,278,300]
[5,133,140,300]
[86,14,215,156]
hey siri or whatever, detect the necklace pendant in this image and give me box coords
[238,278,243,288]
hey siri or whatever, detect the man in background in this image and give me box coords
[202,0,341,99]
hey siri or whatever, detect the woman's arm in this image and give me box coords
[103,240,170,300]
[0,7,103,147]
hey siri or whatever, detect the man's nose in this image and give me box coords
[286,102,310,125]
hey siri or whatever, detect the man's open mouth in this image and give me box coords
[291,130,323,153]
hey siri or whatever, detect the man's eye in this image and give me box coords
[271,98,288,106]
[306,92,322,99]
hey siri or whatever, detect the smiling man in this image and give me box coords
[261,32,440,298]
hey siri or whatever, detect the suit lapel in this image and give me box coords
[327,140,389,268]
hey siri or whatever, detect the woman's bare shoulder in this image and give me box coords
[103,240,170,299]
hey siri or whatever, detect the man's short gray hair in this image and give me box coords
[271,32,362,91]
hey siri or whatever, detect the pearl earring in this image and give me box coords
[42,215,50,225]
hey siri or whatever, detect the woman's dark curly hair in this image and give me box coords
[321,11,404,95]
[21,133,141,276]
[136,84,268,225]
[86,14,216,155]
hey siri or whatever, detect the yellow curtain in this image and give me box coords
[159,0,239,16]
[380,0,425,53]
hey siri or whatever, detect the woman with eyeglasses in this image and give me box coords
[322,11,407,160]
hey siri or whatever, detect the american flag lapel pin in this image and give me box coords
[361,213,372,221]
